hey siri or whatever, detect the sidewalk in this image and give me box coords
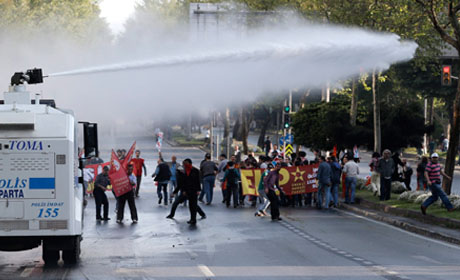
[340,198,460,246]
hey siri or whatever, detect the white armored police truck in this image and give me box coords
[0,69,97,265]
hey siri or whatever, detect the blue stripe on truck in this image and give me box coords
[29,178,55,189]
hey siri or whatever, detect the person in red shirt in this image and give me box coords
[130,150,147,197]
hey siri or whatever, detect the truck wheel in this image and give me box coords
[42,244,60,266]
[62,236,81,265]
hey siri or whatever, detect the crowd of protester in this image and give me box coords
[85,139,455,225]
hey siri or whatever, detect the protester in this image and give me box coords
[401,159,413,191]
[264,163,284,221]
[378,150,395,201]
[116,149,123,160]
[264,136,272,157]
[416,156,428,191]
[166,163,206,220]
[130,150,147,198]
[217,154,228,203]
[167,156,178,204]
[343,156,359,204]
[94,166,110,221]
[175,159,206,225]
[120,149,127,161]
[328,156,341,208]
[116,164,138,224]
[199,153,218,205]
[221,161,241,208]
[255,164,272,216]
[317,156,332,209]
[369,152,381,196]
[153,158,172,206]
[421,153,454,215]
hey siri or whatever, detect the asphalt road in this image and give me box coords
[1,137,460,280]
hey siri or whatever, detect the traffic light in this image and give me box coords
[284,105,290,114]
[442,65,452,86]
[284,115,291,129]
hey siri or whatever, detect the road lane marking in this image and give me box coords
[198,265,215,277]
[20,267,34,278]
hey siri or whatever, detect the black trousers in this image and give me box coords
[135,176,142,196]
[267,189,280,219]
[380,178,392,201]
[187,192,205,222]
[94,189,109,219]
[225,184,239,206]
[117,190,138,221]
[169,193,204,218]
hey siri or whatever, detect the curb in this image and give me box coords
[357,197,460,229]
[340,203,460,246]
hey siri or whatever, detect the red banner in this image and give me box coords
[109,150,132,197]
[122,141,136,170]
[240,164,319,196]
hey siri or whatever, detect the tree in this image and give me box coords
[413,0,460,194]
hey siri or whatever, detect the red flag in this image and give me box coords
[109,150,132,197]
[122,141,136,170]
[332,145,337,158]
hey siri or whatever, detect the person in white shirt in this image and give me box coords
[343,157,359,204]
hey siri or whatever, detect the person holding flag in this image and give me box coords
[116,164,139,224]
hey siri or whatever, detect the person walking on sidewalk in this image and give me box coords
[421,153,455,215]
[153,158,172,205]
[130,150,147,198]
[317,156,332,209]
[94,166,111,221]
[199,153,218,205]
[343,156,359,204]
[116,164,138,223]
[378,150,395,201]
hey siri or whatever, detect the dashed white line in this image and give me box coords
[198,265,215,277]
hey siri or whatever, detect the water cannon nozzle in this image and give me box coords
[11,68,44,86]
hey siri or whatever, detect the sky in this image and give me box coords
[99,0,142,34]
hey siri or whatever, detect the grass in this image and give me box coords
[403,147,449,159]
[356,189,460,221]
[171,131,205,146]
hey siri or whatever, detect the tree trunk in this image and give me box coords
[241,107,249,155]
[442,66,460,195]
[350,77,358,126]
[257,107,271,148]
[372,70,381,153]
[223,107,230,138]
[232,115,241,141]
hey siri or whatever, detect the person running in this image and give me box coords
[176,159,206,225]
[116,164,138,224]
[130,150,147,197]
[255,163,272,216]
[166,162,206,220]
[94,166,111,221]
[264,163,283,221]
[153,158,172,205]
[221,161,240,208]
[421,153,454,215]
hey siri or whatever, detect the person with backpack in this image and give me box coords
[221,161,241,208]
[152,158,172,206]
[328,156,341,208]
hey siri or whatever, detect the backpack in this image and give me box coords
[226,169,238,186]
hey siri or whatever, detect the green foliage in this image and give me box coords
[0,0,110,42]
[292,95,371,151]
